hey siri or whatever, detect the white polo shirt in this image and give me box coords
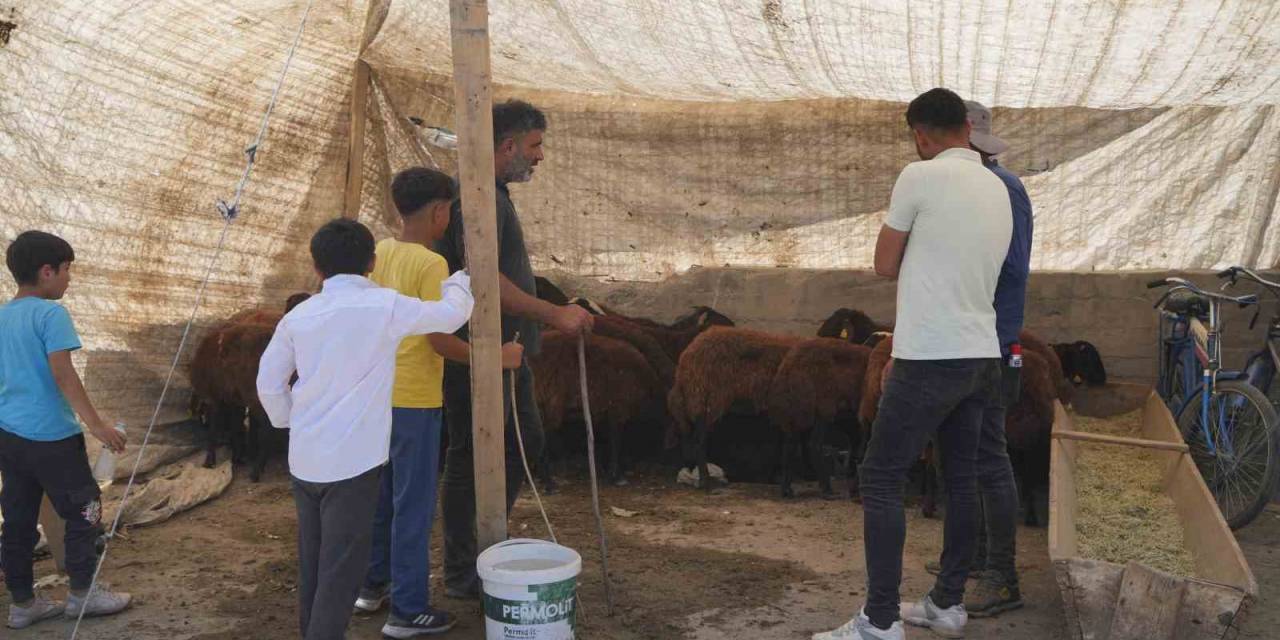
[885,147,1012,361]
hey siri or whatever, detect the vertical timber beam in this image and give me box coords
[342,59,371,219]
[449,0,507,550]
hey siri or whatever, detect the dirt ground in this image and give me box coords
[4,464,1278,640]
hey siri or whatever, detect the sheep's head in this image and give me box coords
[819,308,879,343]
[693,306,734,330]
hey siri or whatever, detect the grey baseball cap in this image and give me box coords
[965,100,1009,155]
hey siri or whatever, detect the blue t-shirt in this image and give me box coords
[0,297,83,441]
[987,160,1034,356]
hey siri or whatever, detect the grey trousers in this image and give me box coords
[292,467,382,640]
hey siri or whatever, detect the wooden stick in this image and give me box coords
[578,334,615,616]
[1052,430,1190,453]
[341,59,370,219]
[449,0,507,550]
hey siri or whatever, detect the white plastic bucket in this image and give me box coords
[478,538,582,640]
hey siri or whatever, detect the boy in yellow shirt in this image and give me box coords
[355,168,520,637]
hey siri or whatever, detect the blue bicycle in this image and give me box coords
[1151,275,1278,529]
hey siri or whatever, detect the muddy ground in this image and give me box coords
[4,463,1278,639]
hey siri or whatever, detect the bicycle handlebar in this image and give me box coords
[1148,276,1260,307]
[1217,265,1280,292]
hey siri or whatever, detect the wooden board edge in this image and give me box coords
[1144,392,1258,597]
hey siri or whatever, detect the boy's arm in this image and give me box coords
[390,271,475,339]
[428,334,524,369]
[48,351,126,453]
[256,322,296,429]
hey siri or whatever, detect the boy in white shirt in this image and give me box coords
[256,218,473,640]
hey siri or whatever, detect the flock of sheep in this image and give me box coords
[185,277,1107,524]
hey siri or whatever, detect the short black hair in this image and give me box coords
[493,99,547,147]
[390,167,457,216]
[905,88,968,132]
[6,230,75,286]
[310,218,375,279]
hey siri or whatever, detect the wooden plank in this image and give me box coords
[1110,562,1185,640]
[341,0,386,219]
[38,496,66,573]
[341,59,371,219]
[1144,393,1258,595]
[1174,580,1250,640]
[1070,558,1123,640]
[448,0,507,551]
[1052,429,1190,453]
[1049,401,1079,560]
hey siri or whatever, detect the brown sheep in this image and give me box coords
[668,327,800,491]
[767,338,871,498]
[529,331,663,488]
[590,315,677,388]
[1020,329,1073,405]
[188,296,303,481]
[858,333,1059,523]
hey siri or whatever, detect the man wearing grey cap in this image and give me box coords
[944,99,1034,618]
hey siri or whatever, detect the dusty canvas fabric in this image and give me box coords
[2,1,1278,426]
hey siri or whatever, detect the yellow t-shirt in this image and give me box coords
[370,238,449,409]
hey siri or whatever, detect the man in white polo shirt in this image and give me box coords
[815,88,1011,640]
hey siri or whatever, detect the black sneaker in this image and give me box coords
[382,609,457,638]
[965,575,1023,618]
[354,584,390,613]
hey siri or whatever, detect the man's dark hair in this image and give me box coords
[905,88,968,132]
[493,99,547,147]
[310,218,375,278]
[391,167,458,216]
[6,230,75,286]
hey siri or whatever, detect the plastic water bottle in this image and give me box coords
[92,422,127,483]
[1009,344,1023,368]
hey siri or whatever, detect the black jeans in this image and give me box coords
[292,467,382,640]
[0,430,103,603]
[973,365,1021,586]
[860,358,1000,629]
[440,363,544,594]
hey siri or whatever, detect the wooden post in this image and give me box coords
[342,59,371,219]
[449,0,507,550]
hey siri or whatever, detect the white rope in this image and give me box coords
[69,2,316,636]
[578,333,615,616]
[507,332,556,544]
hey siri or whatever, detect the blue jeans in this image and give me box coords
[364,407,444,619]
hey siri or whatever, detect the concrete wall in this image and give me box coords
[548,268,1280,385]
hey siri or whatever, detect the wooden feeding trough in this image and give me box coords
[1049,392,1257,640]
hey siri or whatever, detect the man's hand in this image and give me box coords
[550,304,594,335]
[501,341,525,370]
[89,419,126,454]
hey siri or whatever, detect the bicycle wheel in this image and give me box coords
[1177,380,1280,529]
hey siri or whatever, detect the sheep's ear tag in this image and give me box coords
[839,328,849,339]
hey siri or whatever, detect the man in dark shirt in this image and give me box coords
[962,100,1033,618]
[435,99,594,600]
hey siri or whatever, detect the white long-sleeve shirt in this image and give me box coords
[257,272,473,483]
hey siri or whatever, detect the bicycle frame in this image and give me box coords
[1159,299,1227,454]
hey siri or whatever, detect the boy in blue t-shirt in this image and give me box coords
[1,231,132,629]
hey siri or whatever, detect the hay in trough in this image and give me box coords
[1071,409,1197,577]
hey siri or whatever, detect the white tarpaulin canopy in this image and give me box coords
[1,0,1278,424]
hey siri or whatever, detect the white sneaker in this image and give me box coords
[813,609,905,640]
[901,595,966,638]
[8,594,66,629]
[65,585,132,619]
